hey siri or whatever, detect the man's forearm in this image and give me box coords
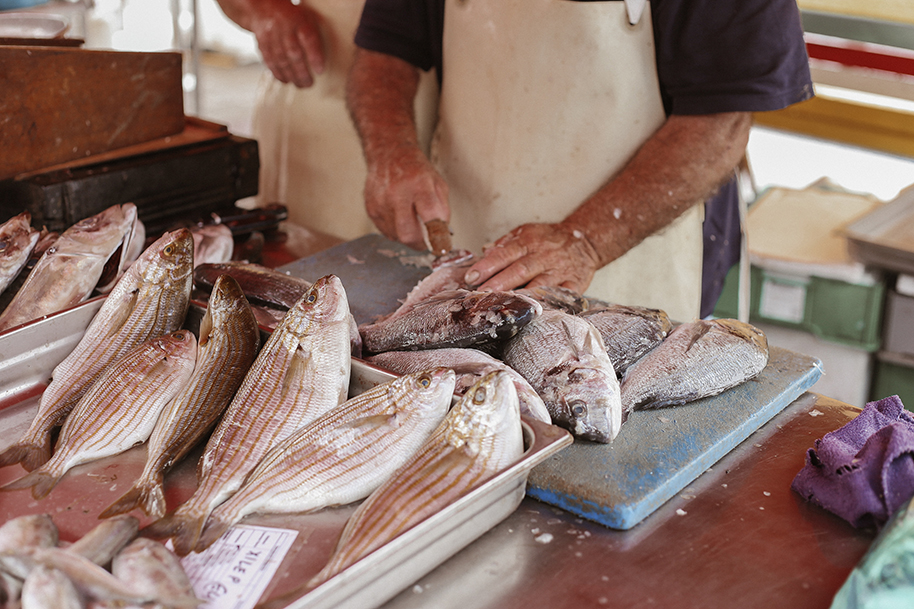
[346,48,424,168]
[562,112,752,268]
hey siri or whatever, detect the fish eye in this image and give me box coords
[417,374,431,388]
[164,244,175,256]
[570,400,587,418]
[305,291,317,304]
[473,387,487,404]
[174,332,186,341]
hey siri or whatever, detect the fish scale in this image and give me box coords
[145,275,353,557]
[194,368,456,552]
[2,330,197,500]
[308,370,524,588]
[0,228,194,472]
[100,274,261,520]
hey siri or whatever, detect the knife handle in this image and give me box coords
[425,219,452,257]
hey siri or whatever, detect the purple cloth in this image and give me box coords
[792,395,914,529]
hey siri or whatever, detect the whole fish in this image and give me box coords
[359,289,542,354]
[195,367,456,552]
[2,331,198,500]
[502,309,622,443]
[0,228,194,472]
[0,514,58,580]
[0,211,39,297]
[0,203,138,331]
[194,261,312,310]
[580,304,673,377]
[20,565,82,609]
[143,275,353,556]
[367,348,552,424]
[110,538,198,608]
[191,223,234,267]
[101,275,260,521]
[620,318,769,413]
[308,370,524,588]
[30,547,198,608]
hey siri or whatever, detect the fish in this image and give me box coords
[307,370,524,589]
[20,565,82,609]
[30,547,199,608]
[0,228,194,472]
[516,286,590,315]
[193,261,312,310]
[580,304,673,377]
[191,223,234,267]
[65,515,139,569]
[366,348,552,424]
[101,275,260,521]
[110,538,198,608]
[619,318,769,414]
[502,309,622,443]
[0,514,58,580]
[0,203,138,332]
[143,275,353,556]
[0,211,39,297]
[2,331,198,500]
[359,289,543,354]
[395,249,475,312]
[195,367,456,552]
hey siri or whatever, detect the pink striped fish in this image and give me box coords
[0,228,194,472]
[144,275,353,556]
[308,369,525,587]
[1,330,197,500]
[195,367,456,552]
[100,274,261,520]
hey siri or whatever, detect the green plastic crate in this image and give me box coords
[713,264,886,352]
[870,354,914,411]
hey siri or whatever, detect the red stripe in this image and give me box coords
[807,41,914,77]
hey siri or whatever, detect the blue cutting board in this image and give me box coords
[280,234,825,530]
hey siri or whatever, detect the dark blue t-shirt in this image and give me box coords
[354,0,813,315]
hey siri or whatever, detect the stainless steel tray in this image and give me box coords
[0,299,572,609]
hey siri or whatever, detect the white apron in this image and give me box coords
[432,0,703,321]
[251,0,439,241]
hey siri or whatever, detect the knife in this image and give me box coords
[424,219,453,257]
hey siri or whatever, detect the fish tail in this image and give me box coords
[141,511,205,557]
[99,480,166,520]
[0,438,51,472]
[196,514,233,553]
[1,468,61,500]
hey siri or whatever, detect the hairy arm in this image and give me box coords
[346,48,450,250]
[465,112,752,292]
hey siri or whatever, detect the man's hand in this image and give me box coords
[463,223,601,294]
[218,0,325,88]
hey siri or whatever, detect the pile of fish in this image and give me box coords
[0,205,236,334]
[0,513,197,609]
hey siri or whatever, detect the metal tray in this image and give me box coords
[844,185,914,275]
[0,298,572,609]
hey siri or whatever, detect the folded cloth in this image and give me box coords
[792,395,914,529]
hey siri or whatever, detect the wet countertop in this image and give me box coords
[380,392,874,609]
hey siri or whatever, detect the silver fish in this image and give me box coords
[195,367,456,552]
[0,211,39,297]
[0,203,137,332]
[20,565,82,609]
[359,289,543,353]
[0,514,58,580]
[144,275,352,556]
[110,538,198,608]
[65,515,139,569]
[308,370,524,588]
[2,331,198,500]
[503,309,622,443]
[580,304,673,377]
[0,228,194,472]
[620,318,769,413]
[367,348,552,424]
[101,275,260,521]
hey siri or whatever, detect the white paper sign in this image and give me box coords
[177,525,298,609]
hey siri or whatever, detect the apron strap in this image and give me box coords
[624,0,647,25]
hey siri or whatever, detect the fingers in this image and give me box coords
[254,5,324,88]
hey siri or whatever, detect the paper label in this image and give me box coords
[177,525,298,609]
[758,276,807,324]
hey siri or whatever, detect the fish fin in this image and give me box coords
[559,318,581,359]
[0,438,52,472]
[683,321,713,351]
[140,513,183,541]
[141,512,205,556]
[196,515,233,553]
[280,349,313,399]
[342,413,400,431]
[99,481,166,520]
[1,468,60,500]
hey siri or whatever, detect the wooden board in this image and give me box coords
[0,45,184,179]
[279,234,825,530]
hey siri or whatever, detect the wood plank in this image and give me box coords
[799,0,914,26]
[0,46,185,179]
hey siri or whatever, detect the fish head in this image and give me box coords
[156,329,198,360]
[545,363,622,443]
[457,291,543,344]
[135,228,195,285]
[455,370,521,438]
[293,274,351,326]
[199,274,259,349]
[398,367,457,418]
